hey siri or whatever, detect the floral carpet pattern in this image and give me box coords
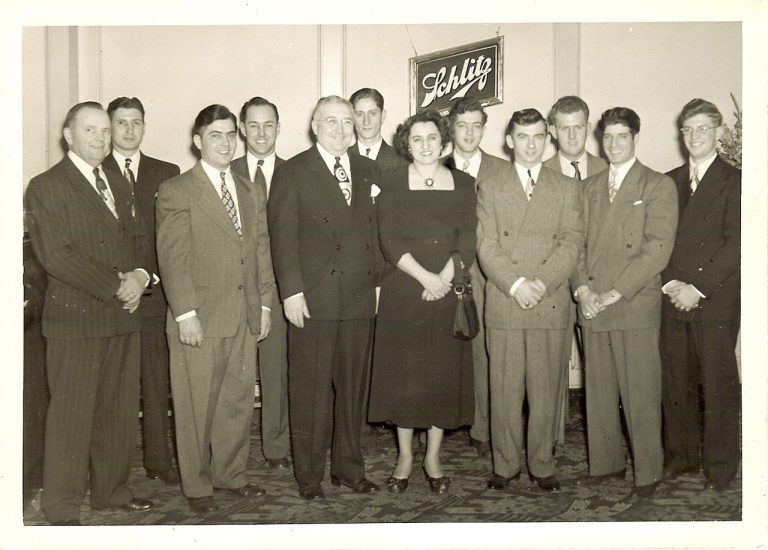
[23,391,741,525]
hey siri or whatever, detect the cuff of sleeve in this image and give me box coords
[285,292,305,301]
[175,310,196,322]
[509,277,526,297]
[661,279,680,295]
[261,305,271,312]
[134,268,151,288]
[690,284,706,299]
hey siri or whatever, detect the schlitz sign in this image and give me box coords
[410,36,504,115]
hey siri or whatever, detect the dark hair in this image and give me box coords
[63,101,104,129]
[679,98,723,127]
[239,96,280,124]
[106,97,145,120]
[193,104,237,137]
[597,107,641,136]
[548,95,589,125]
[349,88,384,111]
[393,110,450,161]
[447,97,488,126]
[505,108,546,136]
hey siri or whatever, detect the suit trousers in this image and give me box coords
[140,317,174,473]
[469,262,490,443]
[660,317,740,484]
[169,320,257,498]
[582,326,663,487]
[42,333,140,523]
[554,303,579,446]
[288,318,374,490]
[488,328,566,479]
[256,307,290,460]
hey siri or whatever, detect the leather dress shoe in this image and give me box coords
[386,477,409,494]
[266,457,290,470]
[531,475,561,492]
[187,496,219,513]
[633,481,659,498]
[663,464,699,480]
[704,478,731,492]
[50,519,82,526]
[146,467,180,485]
[92,498,153,512]
[469,437,491,457]
[486,472,521,490]
[298,486,325,500]
[330,476,379,493]
[226,484,265,498]
[422,466,451,494]
[576,469,626,486]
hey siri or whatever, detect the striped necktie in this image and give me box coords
[220,171,242,238]
[571,160,582,181]
[690,165,700,195]
[124,158,136,190]
[93,167,118,218]
[608,167,619,203]
[525,169,535,201]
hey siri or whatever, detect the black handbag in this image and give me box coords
[451,255,479,340]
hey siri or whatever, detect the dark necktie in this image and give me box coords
[254,159,268,197]
[525,169,535,201]
[571,160,582,181]
[365,148,371,158]
[93,167,117,218]
[334,156,351,206]
[219,171,242,237]
[124,157,136,189]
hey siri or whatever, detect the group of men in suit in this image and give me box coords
[25,86,739,523]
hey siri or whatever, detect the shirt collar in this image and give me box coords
[453,150,482,178]
[67,150,104,182]
[609,157,636,187]
[558,151,588,177]
[246,150,276,180]
[690,151,718,179]
[200,159,231,185]
[112,149,141,174]
[514,161,542,184]
[356,138,382,159]
[316,143,350,174]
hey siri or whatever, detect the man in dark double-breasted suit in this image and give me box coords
[104,97,181,485]
[156,104,275,513]
[231,96,291,470]
[660,99,741,492]
[268,95,384,500]
[572,107,678,497]
[25,101,154,525]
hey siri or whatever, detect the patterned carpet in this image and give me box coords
[22,391,741,526]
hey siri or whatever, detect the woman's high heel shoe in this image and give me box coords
[422,465,450,494]
[386,476,409,494]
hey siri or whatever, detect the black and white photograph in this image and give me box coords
[3,0,767,548]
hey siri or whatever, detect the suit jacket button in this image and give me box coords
[588,275,594,281]
[241,259,244,265]
[367,269,372,275]
[365,244,370,250]
[503,231,509,236]
[238,285,243,290]
[626,244,632,248]
[511,260,518,265]
[323,217,329,223]
[331,269,336,275]
[336,244,342,250]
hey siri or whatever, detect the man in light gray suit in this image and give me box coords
[445,97,509,458]
[477,109,583,492]
[156,104,275,513]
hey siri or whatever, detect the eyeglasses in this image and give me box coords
[680,125,718,136]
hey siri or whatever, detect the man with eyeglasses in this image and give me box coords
[660,99,741,492]
[268,96,384,500]
[572,107,678,498]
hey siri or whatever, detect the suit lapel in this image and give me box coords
[192,163,243,243]
[678,156,726,231]
[63,157,121,230]
[500,165,529,241]
[234,170,254,239]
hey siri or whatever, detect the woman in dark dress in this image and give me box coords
[369,110,476,494]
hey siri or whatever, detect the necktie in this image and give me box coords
[461,159,470,173]
[571,160,582,181]
[690,165,700,195]
[365,148,371,158]
[254,159,268,197]
[93,167,118,218]
[525,169,535,201]
[220,172,242,237]
[608,168,619,203]
[334,156,352,206]
[124,158,136,190]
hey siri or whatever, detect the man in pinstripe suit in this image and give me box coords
[25,101,154,525]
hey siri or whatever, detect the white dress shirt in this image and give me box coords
[557,151,589,179]
[246,151,277,196]
[111,149,142,181]
[453,150,482,178]
[356,138,382,160]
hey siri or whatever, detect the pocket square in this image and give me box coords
[633,200,643,205]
